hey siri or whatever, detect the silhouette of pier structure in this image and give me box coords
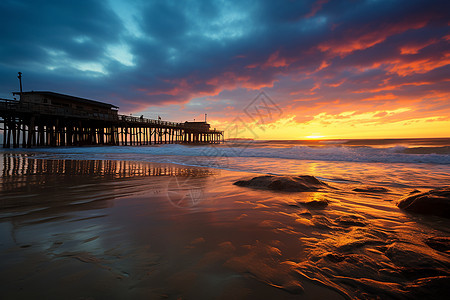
[0,91,223,148]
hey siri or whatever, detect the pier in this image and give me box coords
[0,91,223,148]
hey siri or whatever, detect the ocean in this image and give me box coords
[8,138,449,187]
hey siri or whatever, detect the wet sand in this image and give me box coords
[0,154,449,299]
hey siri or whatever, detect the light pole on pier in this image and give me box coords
[17,72,23,99]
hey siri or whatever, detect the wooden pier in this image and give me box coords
[0,91,223,148]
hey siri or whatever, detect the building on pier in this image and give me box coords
[184,121,210,131]
[0,91,223,148]
[13,91,119,118]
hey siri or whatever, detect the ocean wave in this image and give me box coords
[402,146,450,155]
[11,143,450,165]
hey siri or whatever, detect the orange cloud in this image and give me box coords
[352,81,434,94]
[327,79,346,88]
[400,39,438,55]
[315,60,329,72]
[318,21,428,57]
[263,51,288,68]
[246,50,291,70]
[305,0,329,18]
[361,93,397,102]
[385,52,450,76]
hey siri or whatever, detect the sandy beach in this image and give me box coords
[0,151,449,299]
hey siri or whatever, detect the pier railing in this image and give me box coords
[118,115,183,128]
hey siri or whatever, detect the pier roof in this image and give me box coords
[12,91,119,109]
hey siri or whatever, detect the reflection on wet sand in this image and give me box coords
[0,153,217,224]
[1,153,216,184]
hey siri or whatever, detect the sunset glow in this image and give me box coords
[305,135,325,139]
[0,0,448,139]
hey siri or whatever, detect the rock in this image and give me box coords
[279,280,304,294]
[405,276,450,298]
[299,211,312,217]
[424,237,450,253]
[353,186,390,193]
[311,215,334,229]
[324,253,346,263]
[397,187,450,218]
[335,215,367,227]
[409,189,421,195]
[233,175,328,192]
[400,267,449,280]
[384,242,448,270]
[298,199,328,209]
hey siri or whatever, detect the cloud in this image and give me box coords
[0,0,449,138]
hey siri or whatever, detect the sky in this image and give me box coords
[0,0,449,139]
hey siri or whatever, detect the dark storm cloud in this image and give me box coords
[0,0,448,116]
[0,0,122,64]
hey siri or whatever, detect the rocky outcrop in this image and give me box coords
[233,175,328,192]
[397,187,450,218]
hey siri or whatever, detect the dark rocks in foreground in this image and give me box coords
[397,187,450,218]
[233,175,328,192]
